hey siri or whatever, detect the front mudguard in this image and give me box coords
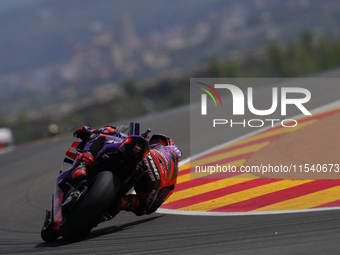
[41,210,60,242]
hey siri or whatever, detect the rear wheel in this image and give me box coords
[59,171,118,242]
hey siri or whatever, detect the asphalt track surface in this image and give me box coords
[2,70,340,254]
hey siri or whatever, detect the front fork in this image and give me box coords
[42,194,58,231]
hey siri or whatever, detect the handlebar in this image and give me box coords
[142,128,151,139]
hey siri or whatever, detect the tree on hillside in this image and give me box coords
[122,78,138,98]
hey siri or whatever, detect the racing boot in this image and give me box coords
[70,151,94,185]
[108,195,140,218]
[59,152,94,210]
[117,195,140,211]
[58,152,94,191]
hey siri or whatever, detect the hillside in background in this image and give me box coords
[1,0,340,144]
[0,0,237,73]
[1,0,339,73]
[2,31,340,145]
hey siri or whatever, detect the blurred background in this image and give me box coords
[0,0,340,147]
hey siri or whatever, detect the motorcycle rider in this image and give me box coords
[62,125,181,216]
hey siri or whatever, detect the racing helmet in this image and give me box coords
[149,134,174,147]
[149,134,181,162]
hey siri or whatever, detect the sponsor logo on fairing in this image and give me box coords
[106,139,119,144]
[143,158,155,181]
[148,154,160,180]
[133,144,142,153]
[119,137,132,148]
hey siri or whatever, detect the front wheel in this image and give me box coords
[59,171,118,242]
[41,210,60,242]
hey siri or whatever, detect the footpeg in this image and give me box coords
[62,186,88,211]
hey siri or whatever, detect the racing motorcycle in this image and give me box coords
[41,123,151,243]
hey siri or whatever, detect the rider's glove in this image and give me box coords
[73,126,91,140]
[146,205,158,215]
[132,203,147,216]
[132,207,146,216]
